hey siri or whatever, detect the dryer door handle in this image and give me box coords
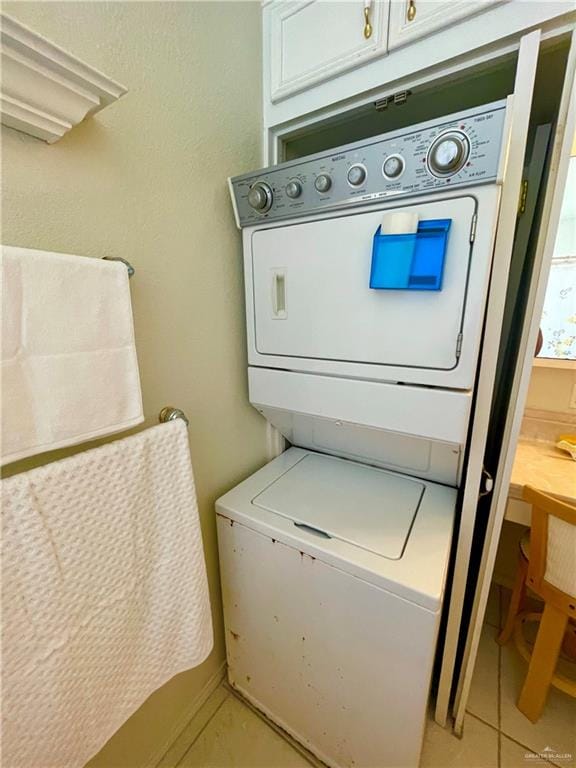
[271,270,287,319]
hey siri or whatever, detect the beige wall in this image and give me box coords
[525,365,576,414]
[2,2,267,764]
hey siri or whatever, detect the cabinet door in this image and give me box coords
[450,30,576,737]
[268,1,389,103]
[388,0,506,51]
[433,29,541,729]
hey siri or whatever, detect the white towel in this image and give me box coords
[1,420,214,768]
[1,245,144,466]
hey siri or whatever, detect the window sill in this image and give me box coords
[533,357,576,370]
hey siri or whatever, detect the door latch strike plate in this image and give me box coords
[479,466,494,498]
[518,179,529,215]
[456,332,463,358]
[469,214,477,243]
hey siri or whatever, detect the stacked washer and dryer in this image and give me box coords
[217,100,509,768]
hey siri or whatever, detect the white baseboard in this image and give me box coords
[149,661,227,768]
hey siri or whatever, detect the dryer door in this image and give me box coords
[251,196,476,375]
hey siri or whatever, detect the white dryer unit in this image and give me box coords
[220,100,510,768]
[230,100,508,485]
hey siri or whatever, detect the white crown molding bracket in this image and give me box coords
[1,13,127,143]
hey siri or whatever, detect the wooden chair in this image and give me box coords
[497,485,576,722]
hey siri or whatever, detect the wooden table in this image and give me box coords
[505,439,576,526]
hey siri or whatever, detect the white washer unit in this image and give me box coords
[217,448,454,768]
[219,100,509,768]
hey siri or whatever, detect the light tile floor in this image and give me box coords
[158,584,575,768]
[464,583,576,768]
[159,686,316,768]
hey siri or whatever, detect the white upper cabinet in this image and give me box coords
[263,0,572,137]
[268,1,389,102]
[388,0,506,51]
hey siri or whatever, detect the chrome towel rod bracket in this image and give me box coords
[103,256,135,278]
[159,406,189,427]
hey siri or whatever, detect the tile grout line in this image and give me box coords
[460,711,559,768]
[174,689,231,768]
[467,711,501,734]
[225,685,322,767]
[497,730,559,767]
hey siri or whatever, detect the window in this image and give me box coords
[537,151,576,361]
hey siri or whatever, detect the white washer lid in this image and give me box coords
[253,454,425,560]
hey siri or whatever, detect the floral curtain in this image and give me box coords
[538,257,576,359]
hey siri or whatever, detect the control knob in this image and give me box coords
[285,180,302,199]
[314,174,332,193]
[383,155,405,179]
[248,181,273,212]
[347,164,367,187]
[427,131,470,176]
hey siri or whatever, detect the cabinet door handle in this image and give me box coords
[363,0,373,39]
[407,0,416,22]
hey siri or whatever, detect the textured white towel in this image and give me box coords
[1,245,144,466]
[2,420,214,768]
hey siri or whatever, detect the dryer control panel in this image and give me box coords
[229,100,507,227]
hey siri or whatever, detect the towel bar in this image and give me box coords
[103,256,135,278]
[159,407,189,427]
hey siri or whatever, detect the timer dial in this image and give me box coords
[248,182,273,212]
[347,164,367,187]
[427,131,470,177]
[314,174,332,193]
